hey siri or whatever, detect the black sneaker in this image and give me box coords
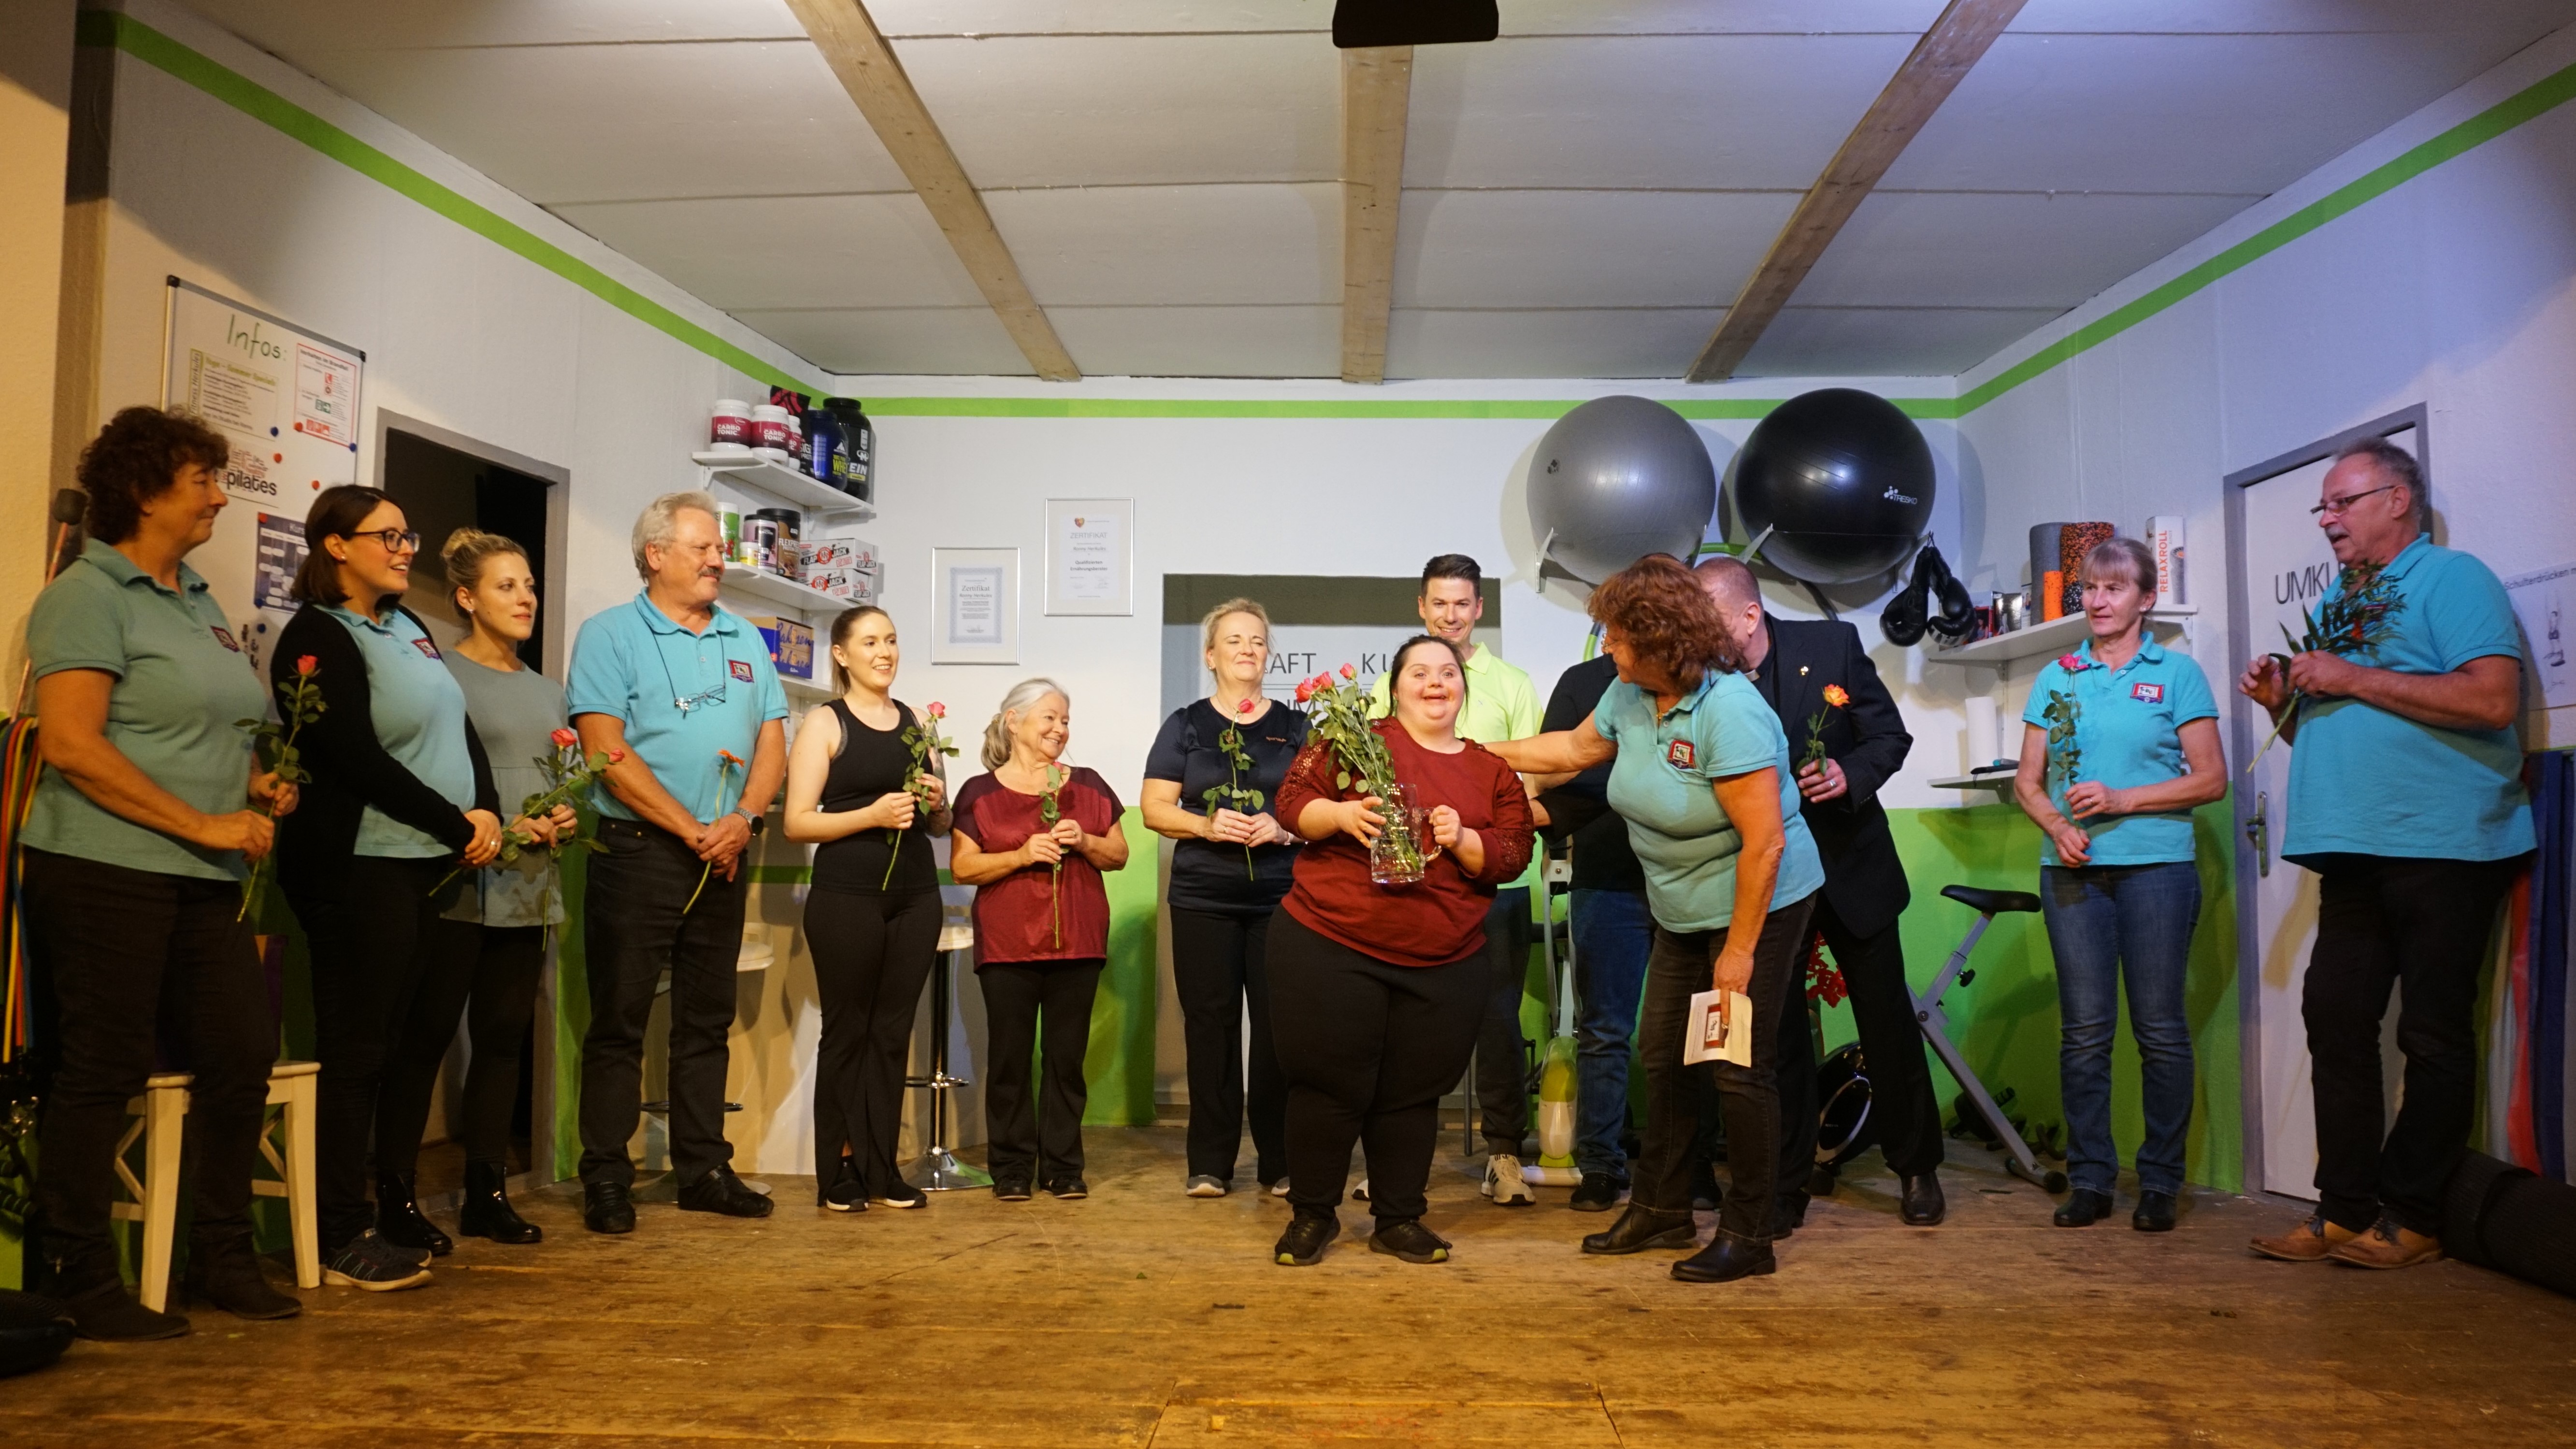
[676,1165,774,1218]
[1042,1177,1089,1200]
[1368,1218,1452,1264]
[584,1179,636,1234]
[993,1176,1034,1202]
[1569,1172,1626,1213]
[872,1181,927,1209]
[56,1278,189,1341]
[322,1230,432,1292]
[1273,1209,1340,1266]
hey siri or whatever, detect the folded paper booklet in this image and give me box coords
[1681,989,1755,1067]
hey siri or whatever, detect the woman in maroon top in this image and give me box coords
[949,677,1130,1200]
[1267,635,1534,1267]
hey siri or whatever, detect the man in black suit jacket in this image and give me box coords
[1696,557,1947,1227]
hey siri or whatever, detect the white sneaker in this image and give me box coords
[1185,1174,1228,1198]
[1484,1154,1536,1207]
[1352,1177,1370,1202]
[1268,1179,1290,1198]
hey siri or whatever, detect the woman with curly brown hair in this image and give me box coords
[1487,554,1823,1284]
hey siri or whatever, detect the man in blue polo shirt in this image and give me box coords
[2240,437,2532,1270]
[568,491,788,1234]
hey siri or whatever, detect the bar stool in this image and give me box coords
[903,912,990,1191]
[113,1061,321,1312]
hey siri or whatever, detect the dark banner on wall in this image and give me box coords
[1159,574,1503,718]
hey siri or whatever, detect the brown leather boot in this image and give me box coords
[2326,1216,2443,1270]
[2249,1213,2357,1262]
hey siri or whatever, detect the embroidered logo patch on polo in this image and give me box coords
[2130,682,2164,703]
[1666,739,1696,770]
[209,626,241,653]
[729,659,755,683]
[410,637,441,660]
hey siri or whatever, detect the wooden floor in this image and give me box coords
[9,1126,2574,1447]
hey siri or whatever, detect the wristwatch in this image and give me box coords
[732,806,765,837]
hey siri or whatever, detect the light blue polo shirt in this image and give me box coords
[2284,534,2533,865]
[2021,637,2219,867]
[1594,670,1824,933]
[566,593,787,823]
[325,607,477,858]
[23,539,269,882]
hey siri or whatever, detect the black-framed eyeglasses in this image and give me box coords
[347,528,423,553]
[2310,484,2396,517]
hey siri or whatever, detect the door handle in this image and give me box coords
[2245,790,2270,878]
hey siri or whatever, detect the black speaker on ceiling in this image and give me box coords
[1333,0,1498,48]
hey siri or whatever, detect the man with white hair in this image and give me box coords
[566,491,789,1234]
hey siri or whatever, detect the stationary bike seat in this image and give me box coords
[1942,884,2040,916]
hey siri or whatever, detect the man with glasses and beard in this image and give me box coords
[566,491,789,1234]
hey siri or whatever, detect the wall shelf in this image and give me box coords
[692,451,874,521]
[780,676,833,701]
[1930,767,2021,794]
[1924,605,2196,667]
[720,563,847,616]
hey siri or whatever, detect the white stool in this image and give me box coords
[113,1061,321,1312]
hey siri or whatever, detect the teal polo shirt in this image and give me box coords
[566,593,787,823]
[2021,637,2219,867]
[324,606,478,858]
[1594,670,1824,933]
[2284,534,2533,865]
[23,539,270,882]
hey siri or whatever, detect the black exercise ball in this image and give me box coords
[1731,388,1935,585]
[1526,396,1715,587]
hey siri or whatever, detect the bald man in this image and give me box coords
[1697,557,1946,1228]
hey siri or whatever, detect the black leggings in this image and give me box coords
[286,854,463,1251]
[805,888,942,1198]
[1168,906,1287,1184]
[1265,909,1484,1222]
[378,920,546,1171]
[980,959,1104,1182]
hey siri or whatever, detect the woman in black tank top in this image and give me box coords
[783,606,952,1210]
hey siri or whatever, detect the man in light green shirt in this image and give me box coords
[1368,555,1544,1205]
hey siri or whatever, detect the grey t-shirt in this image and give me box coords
[442,652,569,927]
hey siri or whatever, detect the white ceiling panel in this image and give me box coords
[2012,0,2576,35]
[1385,309,1723,380]
[988,184,1338,306]
[1046,306,1339,378]
[1502,2,1948,35]
[1404,34,1920,190]
[551,195,986,311]
[1394,189,1797,309]
[1738,307,2063,377]
[895,34,1339,188]
[294,42,908,204]
[1883,30,2574,194]
[870,1,1324,36]
[176,0,803,51]
[728,307,1036,376]
[1796,190,2259,310]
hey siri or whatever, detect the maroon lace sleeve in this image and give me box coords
[1274,736,1345,839]
[1468,745,1535,886]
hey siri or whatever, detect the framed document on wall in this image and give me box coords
[933,547,1019,664]
[1045,499,1133,616]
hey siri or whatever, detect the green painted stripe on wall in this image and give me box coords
[858,396,1960,422]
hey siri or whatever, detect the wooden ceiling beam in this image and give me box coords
[1339,45,1413,385]
[1684,0,2026,383]
[784,0,1079,381]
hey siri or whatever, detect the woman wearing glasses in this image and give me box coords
[274,486,504,1292]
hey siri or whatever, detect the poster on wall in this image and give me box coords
[1045,499,1132,616]
[161,277,364,676]
[2505,561,2576,710]
[933,547,1019,664]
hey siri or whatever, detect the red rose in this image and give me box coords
[609,749,627,764]
[2056,654,2086,672]
[295,655,318,676]
[1236,696,1255,715]
[1339,663,1357,680]
[551,727,579,749]
[1294,679,1317,704]
[927,702,947,719]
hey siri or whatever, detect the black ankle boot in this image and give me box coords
[49,1249,188,1341]
[184,1234,302,1320]
[1581,1205,1698,1256]
[1671,1233,1776,1283]
[376,1170,454,1257]
[459,1160,543,1244]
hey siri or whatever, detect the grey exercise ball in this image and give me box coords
[1526,396,1715,587]
[1730,388,1935,585]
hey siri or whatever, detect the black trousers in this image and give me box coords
[1168,905,1287,1184]
[578,818,749,1189]
[980,958,1104,1182]
[287,853,462,1251]
[1473,889,1533,1154]
[24,850,275,1275]
[378,920,546,1171]
[1637,897,1815,1243]
[1772,900,1946,1205]
[805,887,942,1198]
[2304,853,2524,1235]
[1266,909,1484,1222]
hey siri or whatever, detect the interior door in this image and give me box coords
[2230,421,2418,1198]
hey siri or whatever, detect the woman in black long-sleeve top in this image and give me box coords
[274,486,502,1292]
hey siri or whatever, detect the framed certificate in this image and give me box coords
[1044,498,1133,616]
[932,546,1019,664]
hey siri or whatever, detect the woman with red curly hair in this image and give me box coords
[1488,554,1823,1284]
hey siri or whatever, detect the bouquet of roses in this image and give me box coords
[432,727,619,899]
[882,701,958,888]
[1291,663,1424,880]
[2246,560,2404,770]
[1201,696,1266,880]
[235,654,325,921]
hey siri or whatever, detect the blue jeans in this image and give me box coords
[2040,861,2202,1197]
[1569,888,1654,1180]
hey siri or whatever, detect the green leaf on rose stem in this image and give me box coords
[585,837,608,854]
[1336,771,1351,791]
[1246,790,1264,810]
